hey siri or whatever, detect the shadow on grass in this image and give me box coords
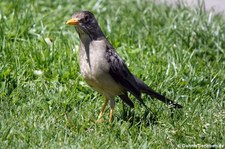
[121,105,158,127]
[120,103,184,128]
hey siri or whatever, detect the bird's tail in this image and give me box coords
[134,76,183,108]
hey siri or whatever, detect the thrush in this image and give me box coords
[66,11,183,123]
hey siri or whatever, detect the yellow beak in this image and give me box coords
[66,18,79,25]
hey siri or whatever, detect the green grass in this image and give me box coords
[1,0,225,148]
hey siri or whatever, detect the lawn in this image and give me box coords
[0,0,224,148]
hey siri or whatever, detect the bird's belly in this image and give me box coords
[80,59,123,97]
[85,73,123,97]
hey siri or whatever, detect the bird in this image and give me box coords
[66,11,183,123]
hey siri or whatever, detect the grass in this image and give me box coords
[0,0,224,148]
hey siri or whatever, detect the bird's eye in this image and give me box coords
[84,15,89,22]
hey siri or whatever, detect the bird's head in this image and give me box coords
[66,11,104,40]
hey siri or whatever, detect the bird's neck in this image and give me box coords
[79,29,105,64]
[79,29,105,42]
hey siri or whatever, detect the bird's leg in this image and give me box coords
[97,99,108,123]
[109,98,115,123]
